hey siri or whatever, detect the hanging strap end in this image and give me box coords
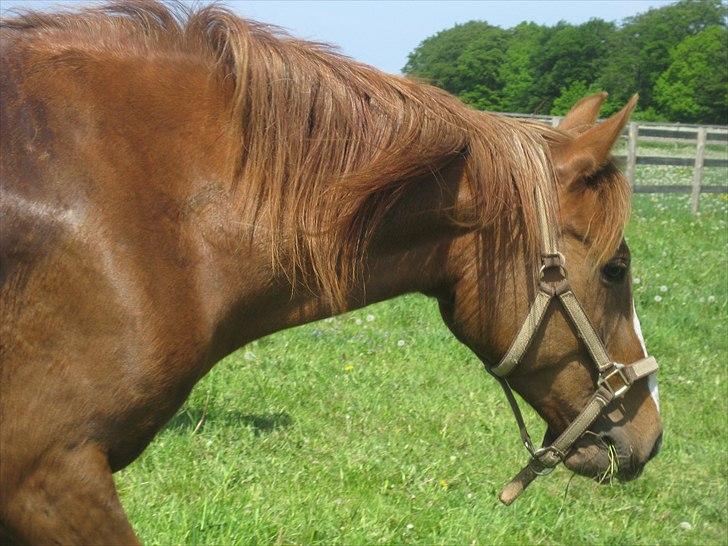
[499,463,539,505]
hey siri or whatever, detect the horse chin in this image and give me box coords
[561,436,643,484]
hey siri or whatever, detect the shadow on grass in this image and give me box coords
[165,408,293,436]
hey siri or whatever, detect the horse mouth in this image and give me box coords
[548,430,644,483]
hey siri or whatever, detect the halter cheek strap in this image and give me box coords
[489,186,659,505]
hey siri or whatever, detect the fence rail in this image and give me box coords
[502,113,728,214]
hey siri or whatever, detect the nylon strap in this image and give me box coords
[535,185,558,256]
[495,377,536,453]
[491,291,552,377]
[558,291,612,372]
[624,356,659,382]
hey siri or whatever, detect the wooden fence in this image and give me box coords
[502,113,728,214]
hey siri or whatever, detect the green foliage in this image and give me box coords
[403,21,507,98]
[551,81,602,116]
[615,0,726,108]
[630,107,668,122]
[498,23,545,113]
[403,0,728,124]
[654,25,728,123]
[531,19,616,113]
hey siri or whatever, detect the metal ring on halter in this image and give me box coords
[539,252,569,295]
[538,251,566,278]
[528,445,566,476]
[527,458,555,476]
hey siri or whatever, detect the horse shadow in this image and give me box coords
[164,408,294,436]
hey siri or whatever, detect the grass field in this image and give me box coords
[116,193,728,545]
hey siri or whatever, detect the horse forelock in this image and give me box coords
[2,0,626,309]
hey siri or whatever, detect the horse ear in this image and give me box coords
[554,94,638,188]
[558,92,608,133]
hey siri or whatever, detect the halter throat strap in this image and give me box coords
[487,186,659,505]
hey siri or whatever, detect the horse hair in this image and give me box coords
[1,0,630,308]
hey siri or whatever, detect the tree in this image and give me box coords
[403,21,507,100]
[401,0,727,122]
[530,19,616,113]
[654,25,728,123]
[498,22,546,113]
[551,81,603,115]
[615,0,727,108]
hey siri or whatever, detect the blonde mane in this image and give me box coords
[2,1,628,308]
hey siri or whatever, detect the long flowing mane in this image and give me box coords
[1,0,628,308]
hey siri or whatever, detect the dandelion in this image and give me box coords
[654,295,662,303]
[659,285,668,293]
[439,479,449,490]
[397,339,406,347]
[366,314,375,322]
[343,364,354,372]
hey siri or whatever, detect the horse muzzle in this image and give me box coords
[562,423,663,483]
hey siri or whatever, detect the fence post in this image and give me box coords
[626,122,638,189]
[691,127,707,214]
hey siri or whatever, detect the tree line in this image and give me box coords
[403,0,727,124]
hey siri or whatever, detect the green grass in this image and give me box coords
[116,194,728,545]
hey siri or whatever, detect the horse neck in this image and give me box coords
[226,157,472,347]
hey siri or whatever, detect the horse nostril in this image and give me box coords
[648,432,663,461]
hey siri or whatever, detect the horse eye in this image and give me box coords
[602,260,628,283]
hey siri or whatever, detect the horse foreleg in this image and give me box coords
[1,444,139,546]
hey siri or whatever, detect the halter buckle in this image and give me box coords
[598,363,630,398]
[528,445,565,475]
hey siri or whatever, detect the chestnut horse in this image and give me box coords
[0,2,661,543]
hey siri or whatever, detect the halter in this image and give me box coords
[491,186,659,505]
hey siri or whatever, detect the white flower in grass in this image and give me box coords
[406,523,414,531]
[355,318,363,325]
[654,295,663,303]
[397,339,406,347]
[708,295,716,303]
[366,314,375,322]
[243,351,256,361]
[633,277,641,285]
[679,521,693,531]
[659,285,668,293]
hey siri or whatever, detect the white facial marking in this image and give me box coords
[632,300,660,412]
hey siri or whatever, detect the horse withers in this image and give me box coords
[0,2,661,543]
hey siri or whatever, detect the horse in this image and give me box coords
[0,2,662,543]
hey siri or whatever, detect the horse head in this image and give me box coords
[439,94,662,498]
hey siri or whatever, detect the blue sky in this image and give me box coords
[1,0,672,73]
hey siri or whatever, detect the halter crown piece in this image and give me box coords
[490,185,659,505]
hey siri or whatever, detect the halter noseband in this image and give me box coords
[490,186,659,505]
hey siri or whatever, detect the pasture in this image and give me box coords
[116,192,727,545]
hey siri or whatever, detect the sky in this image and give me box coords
[0,0,673,74]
